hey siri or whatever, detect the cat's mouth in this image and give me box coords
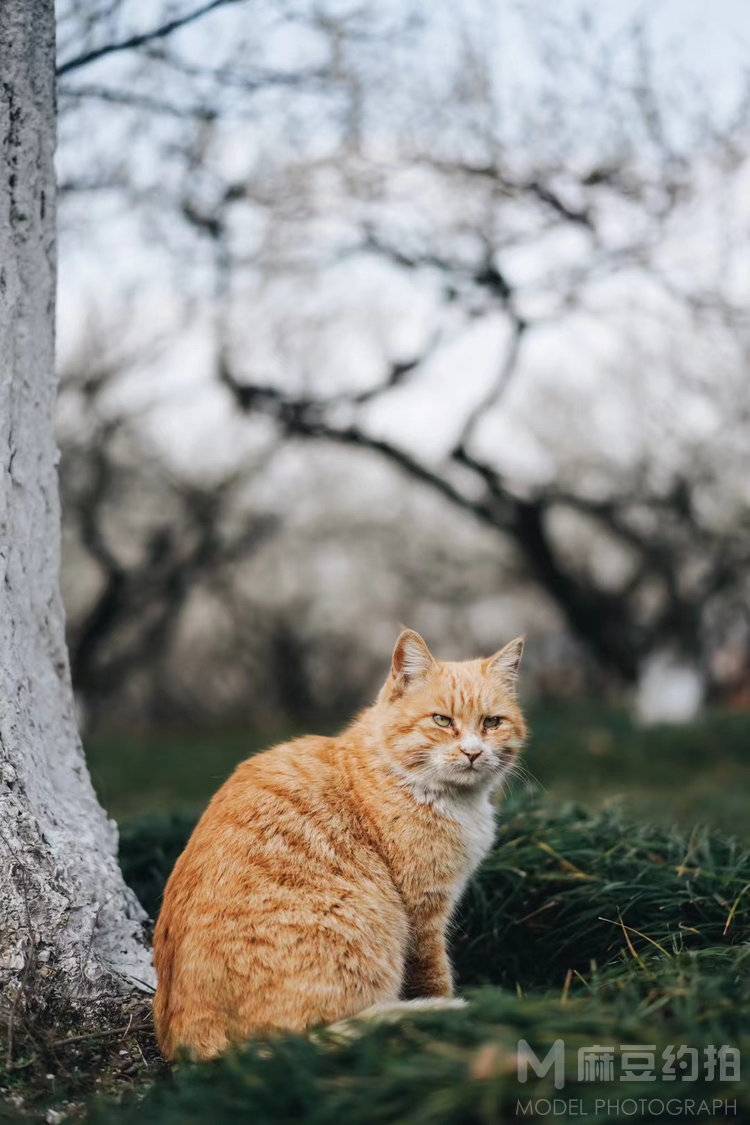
[450,757,492,782]
[448,753,510,783]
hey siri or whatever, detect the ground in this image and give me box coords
[2,704,749,1122]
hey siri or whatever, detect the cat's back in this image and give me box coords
[158,733,384,927]
[161,734,355,897]
[212,733,340,818]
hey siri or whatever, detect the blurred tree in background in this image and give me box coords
[55,0,750,729]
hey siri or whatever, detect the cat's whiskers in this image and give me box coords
[499,757,545,795]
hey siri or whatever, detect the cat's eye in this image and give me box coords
[432,714,453,728]
[483,716,505,731]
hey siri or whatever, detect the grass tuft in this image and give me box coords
[453,795,750,989]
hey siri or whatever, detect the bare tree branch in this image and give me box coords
[58,82,216,120]
[453,316,526,454]
[57,0,250,76]
[218,354,504,527]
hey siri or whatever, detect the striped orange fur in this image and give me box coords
[153,629,526,1060]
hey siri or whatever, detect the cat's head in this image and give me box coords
[373,629,527,794]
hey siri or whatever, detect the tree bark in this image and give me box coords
[0,0,154,1016]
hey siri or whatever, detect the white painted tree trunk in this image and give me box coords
[635,649,705,725]
[0,0,154,1012]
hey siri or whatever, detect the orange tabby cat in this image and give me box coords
[153,629,526,1060]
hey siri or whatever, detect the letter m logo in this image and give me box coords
[517,1039,566,1090]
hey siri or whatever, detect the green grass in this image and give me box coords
[86,704,750,833]
[13,706,745,1122]
[85,727,295,820]
[526,703,750,832]
[455,796,750,989]
[99,792,750,1123]
[6,789,748,1121]
[94,952,749,1124]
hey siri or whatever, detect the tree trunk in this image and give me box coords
[0,0,154,1020]
[635,649,706,725]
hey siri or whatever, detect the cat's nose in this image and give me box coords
[460,748,481,764]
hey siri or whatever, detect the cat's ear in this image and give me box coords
[485,636,525,694]
[391,629,435,687]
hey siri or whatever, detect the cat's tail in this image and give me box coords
[358,997,467,1019]
[327,997,466,1039]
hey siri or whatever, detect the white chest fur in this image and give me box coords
[453,792,497,869]
[434,788,497,905]
[394,769,498,903]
